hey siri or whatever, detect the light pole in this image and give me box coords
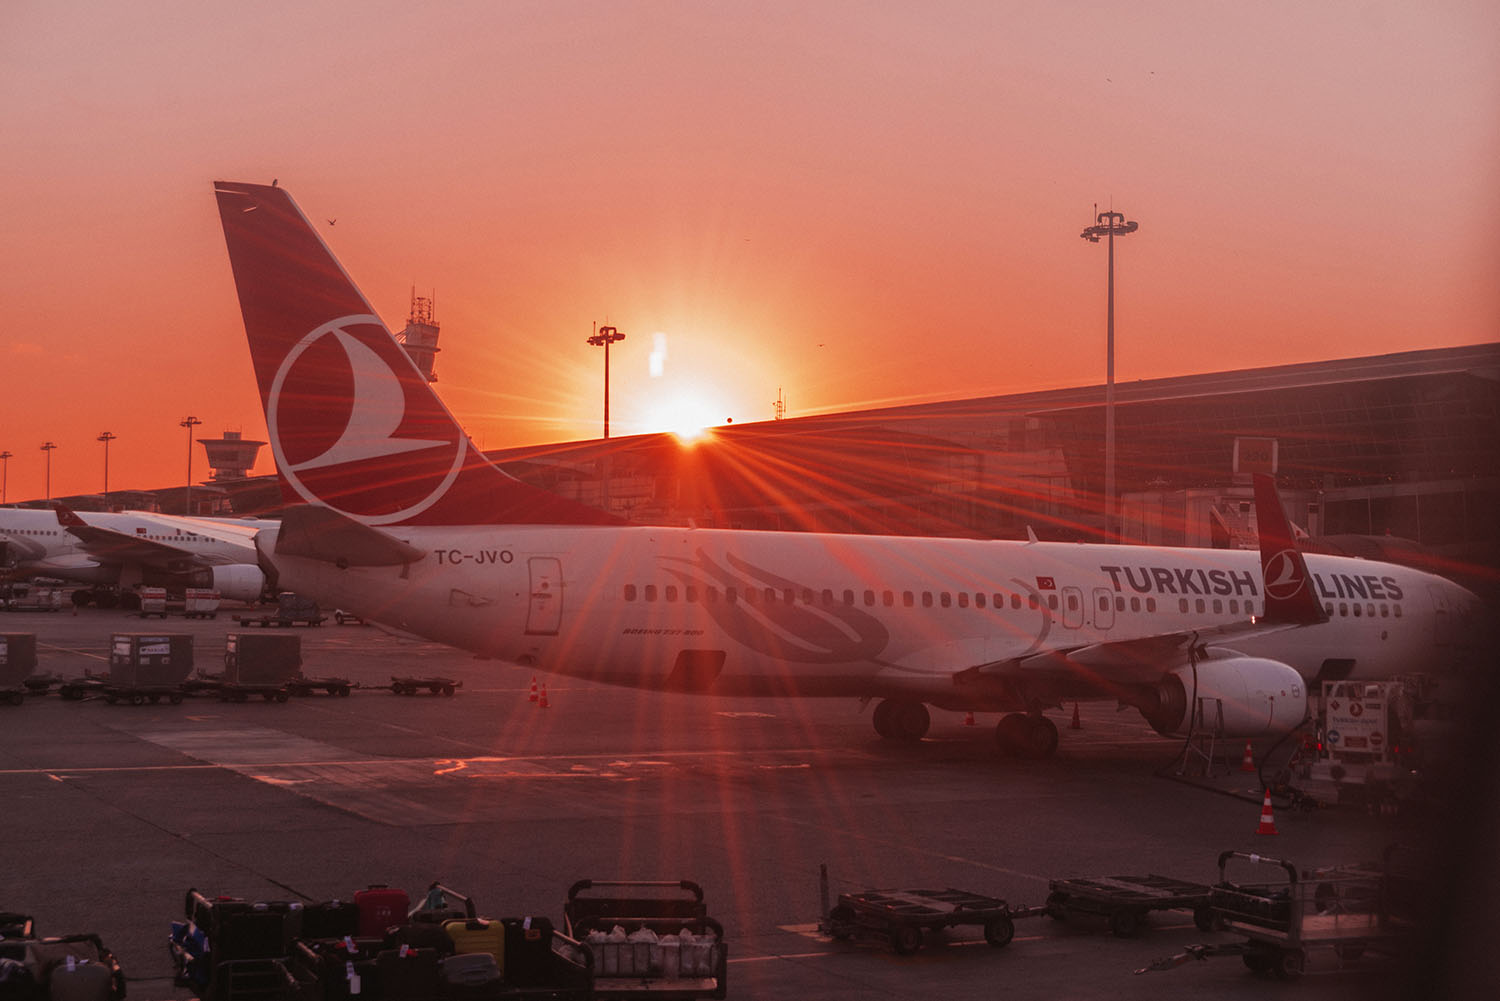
[0,451,11,504]
[1080,209,1139,540]
[585,324,626,439]
[180,416,202,515]
[97,431,117,510]
[40,442,57,502]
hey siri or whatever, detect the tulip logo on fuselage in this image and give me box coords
[1263,549,1306,601]
[266,315,467,525]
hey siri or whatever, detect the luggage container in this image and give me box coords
[184,588,222,619]
[0,633,38,705]
[136,587,169,618]
[217,633,300,702]
[103,633,193,705]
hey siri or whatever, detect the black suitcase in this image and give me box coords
[500,917,554,987]
[439,953,502,1001]
[374,948,441,1001]
[302,900,361,940]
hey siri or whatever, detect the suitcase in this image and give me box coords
[211,902,293,961]
[438,953,502,1001]
[302,900,361,940]
[500,917,553,987]
[290,937,385,1000]
[441,920,504,967]
[374,948,441,1001]
[383,923,455,957]
[45,962,113,1001]
[0,958,41,1001]
[355,887,410,938]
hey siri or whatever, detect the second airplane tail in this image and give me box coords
[213,181,620,528]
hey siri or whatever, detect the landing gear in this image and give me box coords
[994,713,1059,759]
[872,699,930,741]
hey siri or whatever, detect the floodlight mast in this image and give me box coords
[586,324,627,439]
[1080,210,1139,539]
[97,431,117,510]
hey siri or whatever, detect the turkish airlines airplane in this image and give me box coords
[213,180,1485,757]
[0,505,268,604]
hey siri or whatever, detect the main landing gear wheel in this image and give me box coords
[983,915,1015,947]
[994,713,1059,759]
[873,699,930,741]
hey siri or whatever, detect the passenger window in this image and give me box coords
[822,589,834,605]
[801,589,814,604]
[1067,594,1079,611]
[1145,598,1155,612]
[864,589,875,606]
[624,585,637,601]
[843,589,855,606]
[1394,605,1402,618]
[645,585,658,602]
[883,590,895,607]
[686,586,698,603]
[923,592,934,608]
[665,585,678,602]
[766,587,778,604]
[903,591,915,607]
[726,587,738,604]
[1229,599,1238,614]
[940,592,952,608]
[1099,596,1109,612]
[1338,602,1348,616]
[1352,603,1362,617]
[706,587,719,602]
[958,592,969,608]
[1115,596,1126,612]
[1195,598,1206,614]
[1380,604,1389,618]
[1367,603,1375,618]
[1047,595,1058,611]
[975,593,987,609]
[1130,597,1141,612]
[1028,595,1039,610]
[1179,598,1189,614]
[744,588,757,604]
[1212,599,1222,614]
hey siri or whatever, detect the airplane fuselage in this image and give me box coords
[265,523,1482,707]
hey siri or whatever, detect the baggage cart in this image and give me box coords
[102,633,193,705]
[171,889,300,1001]
[1044,872,1219,937]
[234,592,325,628]
[136,586,169,618]
[285,676,357,697]
[389,676,461,696]
[564,879,725,999]
[1,632,38,705]
[1136,847,1419,980]
[823,885,1029,955]
[57,672,107,700]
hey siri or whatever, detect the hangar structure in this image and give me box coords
[491,343,1498,578]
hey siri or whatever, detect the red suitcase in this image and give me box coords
[354,886,410,938]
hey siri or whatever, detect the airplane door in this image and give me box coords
[1093,587,1115,631]
[1061,586,1085,629]
[525,557,563,636]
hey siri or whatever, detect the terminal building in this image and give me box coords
[23,342,1500,592]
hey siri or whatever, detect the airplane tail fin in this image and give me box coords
[212,181,620,528]
[1253,474,1327,625]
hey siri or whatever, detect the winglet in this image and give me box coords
[52,503,88,529]
[1253,474,1327,625]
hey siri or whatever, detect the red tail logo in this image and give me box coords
[214,181,620,528]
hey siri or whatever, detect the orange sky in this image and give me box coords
[2,1,1497,503]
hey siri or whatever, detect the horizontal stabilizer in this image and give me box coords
[274,505,427,567]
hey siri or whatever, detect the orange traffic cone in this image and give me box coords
[538,684,550,709]
[528,677,539,703]
[1070,703,1082,730]
[1256,789,1279,835]
[963,712,976,727]
[1240,740,1256,772]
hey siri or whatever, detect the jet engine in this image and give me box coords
[1138,651,1308,739]
[189,564,268,603]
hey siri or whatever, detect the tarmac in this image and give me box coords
[0,606,1462,999]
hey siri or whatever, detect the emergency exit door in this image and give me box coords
[526,557,563,635]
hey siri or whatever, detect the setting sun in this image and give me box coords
[646,391,719,443]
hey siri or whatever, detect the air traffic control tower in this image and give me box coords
[396,289,441,382]
[198,430,265,482]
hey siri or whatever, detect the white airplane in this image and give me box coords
[213,180,1485,757]
[0,505,268,604]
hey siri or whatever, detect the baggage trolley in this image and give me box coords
[823,886,1028,955]
[285,676,356,697]
[1045,873,1218,937]
[564,880,725,999]
[1136,848,1418,980]
[389,676,461,696]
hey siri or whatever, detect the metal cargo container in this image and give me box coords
[1,633,38,687]
[224,633,302,686]
[108,634,194,687]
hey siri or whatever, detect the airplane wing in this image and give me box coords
[52,505,201,571]
[273,505,428,567]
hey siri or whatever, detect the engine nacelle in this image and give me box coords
[1140,652,1307,739]
[194,564,268,603]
